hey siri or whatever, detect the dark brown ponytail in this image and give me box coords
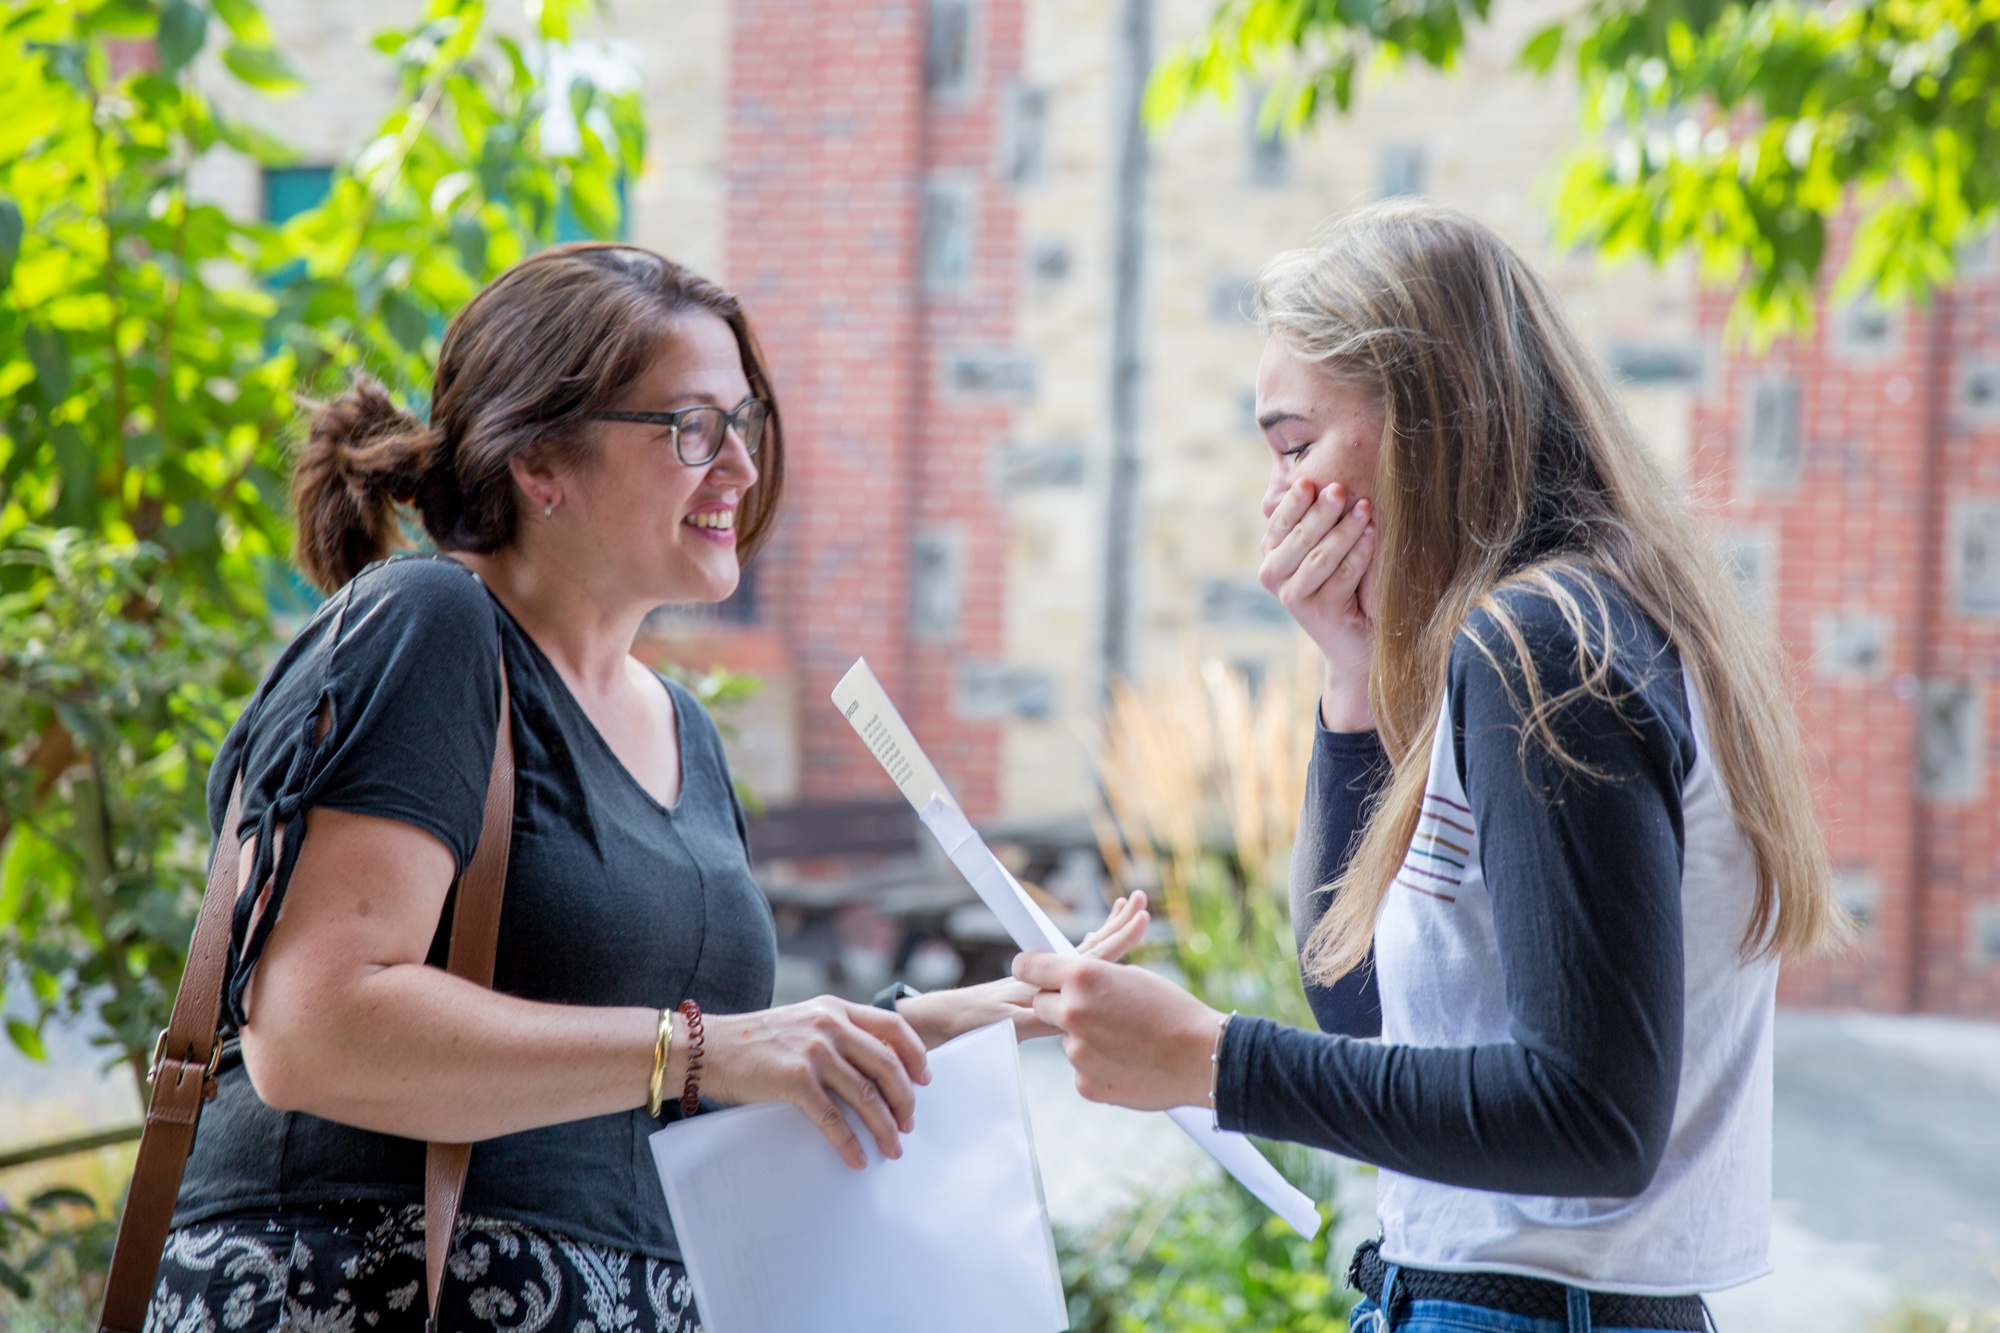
[290,376,445,593]
[289,242,787,595]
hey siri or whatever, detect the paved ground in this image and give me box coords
[8,1009,2000,1328]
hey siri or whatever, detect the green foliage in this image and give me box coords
[1058,1152,1356,1333]
[271,0,642,402]
[0,0,644,1111]
[1086,664,1348,1323]
[1553,0,2000,341]
[1162,847,1317,1033]
[0,0,305,603]
[1148,0,1492,132]
[1150,0,2000,335]
[0,1185,113,1331]
[0,528,260,1089]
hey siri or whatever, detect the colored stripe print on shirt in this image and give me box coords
[1397,791,1472,903]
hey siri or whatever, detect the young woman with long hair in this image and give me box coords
[1019,200,1844,1331]
[151,243,1147,1333]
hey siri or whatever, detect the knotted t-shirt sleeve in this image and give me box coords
[213,557,504,1028]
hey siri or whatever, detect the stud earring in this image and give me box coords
[544,500,555,519]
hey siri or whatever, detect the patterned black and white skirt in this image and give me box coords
[143,1203,702,1333]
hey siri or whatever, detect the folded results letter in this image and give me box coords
[649,1022,1066,1333]
[830,658,1321,1239]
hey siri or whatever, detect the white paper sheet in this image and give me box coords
[650,1022,1067,1333]
[831,658,1324,1239]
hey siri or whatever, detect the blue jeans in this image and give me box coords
[1349,1265,1710,1333]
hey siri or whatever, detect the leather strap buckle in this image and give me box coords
[148,1029,222,1095]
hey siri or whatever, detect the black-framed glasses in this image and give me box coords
[594,397,770,466]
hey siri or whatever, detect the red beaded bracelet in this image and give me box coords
[677,999,705,1117]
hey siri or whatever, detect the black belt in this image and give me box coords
[1348,1240,1709,1331]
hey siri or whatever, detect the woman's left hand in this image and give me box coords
[896,892,1151,1049]
[1010,952,1222,1111]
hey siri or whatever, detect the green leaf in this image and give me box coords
[215,114,299,166]
[155,0,207,73]
[380,289,430,352]
[220,40,302,92]
[23,324,71,403]
[448,214,488,275]
[0,195,22,291]
[0,1255,32,1300]
[6,1016,47,1061]
[1520,21,1564,74]
[210,0,275,46]
[27,1186,97,1213]
[123,430,165,468]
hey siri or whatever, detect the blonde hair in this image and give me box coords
[1259,200,1847,985]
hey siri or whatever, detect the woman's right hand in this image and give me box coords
[700,998,930,1169]
[1258,478,1377,730]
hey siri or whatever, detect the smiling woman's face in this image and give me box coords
[561,311,759,606]
[1255,337,1386,522]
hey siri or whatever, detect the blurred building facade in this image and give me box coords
[199,0,1997,1015]
[1702,234,2000,1015]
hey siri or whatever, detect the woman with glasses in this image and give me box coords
[150,243,1147,1333]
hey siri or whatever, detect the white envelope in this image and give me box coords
[648,1021,1068,1333]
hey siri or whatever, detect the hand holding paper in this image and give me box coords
[831,659,1323,1239]
[1012,951,1223,1111]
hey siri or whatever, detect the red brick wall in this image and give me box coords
[726,0,1019,817]
[1694,229,2000,1016]
[1919,272,2000,1014]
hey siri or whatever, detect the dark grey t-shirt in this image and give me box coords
[174,555,777,1260]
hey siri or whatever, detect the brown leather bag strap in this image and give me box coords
[424,667,515,1333]
[96,779,245,1333]
[97,668,516,1333]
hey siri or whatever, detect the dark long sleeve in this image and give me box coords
[1219,581,1696,1198]
[1289,723,1390,1036]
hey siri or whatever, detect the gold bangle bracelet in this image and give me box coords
[647,1007,674,1118]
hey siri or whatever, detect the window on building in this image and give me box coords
[263,167,333,290]
[1953,500,2000,616]
[947,351,1036,400]
[1381,144,1426,198]
[1917,679,1983,801]
[953,663,1055,720]
[1831,864,1882,934]
[1029,239,1071,284]
[1248,94,1287,188]
[921,182,973,293]
[910,528,966,640]
[1960,361,2000,423]
[1605,342,1703,385]
[263,165,334,223]
[1813,612,1891,680]
[996,442,1086,491]
[1975,905,2000,964]
[1202,577,1290,627]
[1717,529,1776,615]
[925,0,975,95]
[1003,85,1048,185]
[1741,375,1802,492]
[1832,299,1899,358]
